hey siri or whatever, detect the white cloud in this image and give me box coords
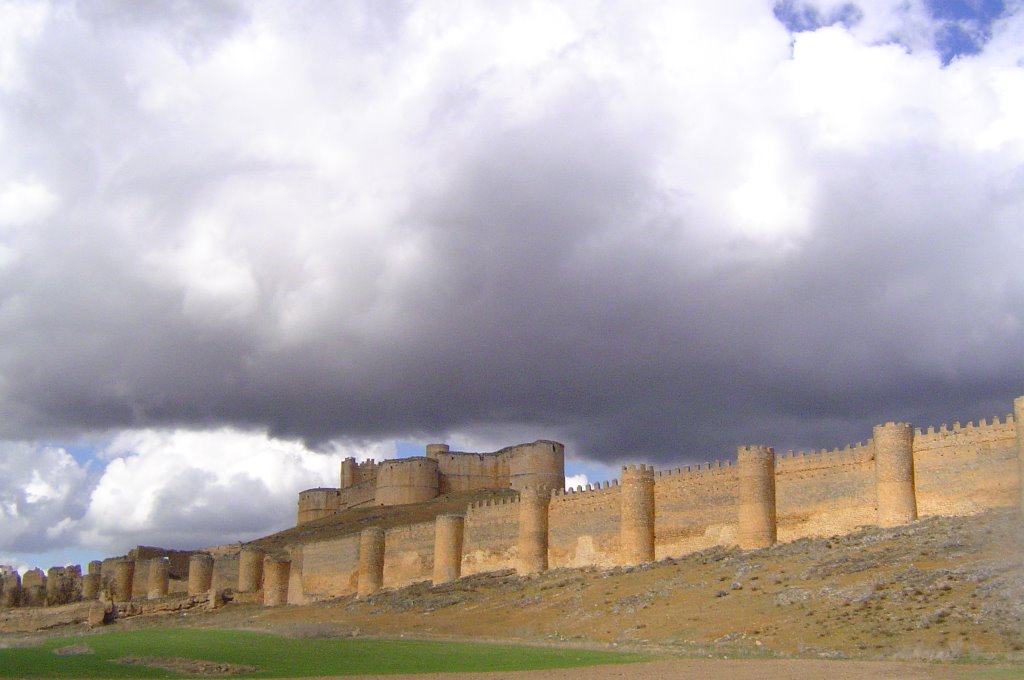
[0,429,395,560]
[564,473,589,490]
[0,442,90,552]
[77,428,365,551]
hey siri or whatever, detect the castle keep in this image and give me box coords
[2,396,1023,617]
[296,441,566,524]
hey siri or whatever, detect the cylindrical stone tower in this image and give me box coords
[81,573,100,601]
[516,488,549,575]
[737,445,777,549]
[620,464,656,565]
[508,441,566,495]
[2,572,21,607]
[357,526,386,598]
[238,547,265,593]
[147,558,169,599]
[375,458,440,506]
[87,560,102,576]
[874,422,917,527]
[113,559,134,602]
[262,556,290,606]
[46,567,62,605]
[426,443,450,457]
[1015,396,1024,512]
[187,553,214,596]
[432,514,465,585]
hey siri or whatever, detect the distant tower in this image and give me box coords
[113,559,135,601]
[737,446,777,549]
[187,553,214,596]
[357,527,386,597]
[619,465,656,565]
[238,547,265,593]
[81,572,100,601]
[1015,397,1024,512]
[340,457,358,488]
[516,488,549,575]
[874,422,917,527]
[425,443,450,457]
[262,556,290,606]
[432,514,465,585]
[146,558,168,599]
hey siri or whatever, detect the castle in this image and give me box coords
[296,441,566,524]
[1,396,1022,619]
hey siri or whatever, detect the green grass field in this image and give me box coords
[0,629,648,677]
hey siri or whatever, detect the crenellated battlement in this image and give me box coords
[655,458,737,480]
[551,479,619,499]
[914,413,1016,449]
[774,441,874,472]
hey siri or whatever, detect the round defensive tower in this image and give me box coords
[1015,396,1024,512]
[297,488,340,525]
[147,558,169,599]
[874,422,917,527]
[2,572,21,607]
[737,445,777,549]
[81,573,100,601]
[620,465,656,565]
[432,514,465,585]
[508,441,565,495]
[238,547,265,593]
[516,488,550,575]
[45,567,62,604]
[357,526,386,597]
[425,443,450,457]
[113,559,135,602]
[262,556,290,606]
[187,553,214,596]
[374,457,440,506]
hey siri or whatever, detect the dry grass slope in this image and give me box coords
[249,508,1024,662]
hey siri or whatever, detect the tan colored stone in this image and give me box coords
[738,445,777,549]
[874,422,917,527]
[357,526,385,598]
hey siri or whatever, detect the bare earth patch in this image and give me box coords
[116,656,259,676]
[52,644,93,655]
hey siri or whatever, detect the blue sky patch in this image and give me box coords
[773,0,1006,65]
[773,1,863,32]
[927,0,1005,64]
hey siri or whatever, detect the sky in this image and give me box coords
[1,0,1022,573]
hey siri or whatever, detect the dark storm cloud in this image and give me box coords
[1,0,1022,469]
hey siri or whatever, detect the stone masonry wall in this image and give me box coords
[462,498,519,576]
[913,416,1017,516]
[653,462,740,558]
[295,535,360,600]
[548,483,621,568]
[382,522,435,588]
[774,443,876,542]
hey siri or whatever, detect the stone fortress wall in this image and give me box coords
[2,397,1022,613]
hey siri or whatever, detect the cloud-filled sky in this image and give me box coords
[1,0,1022,570]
